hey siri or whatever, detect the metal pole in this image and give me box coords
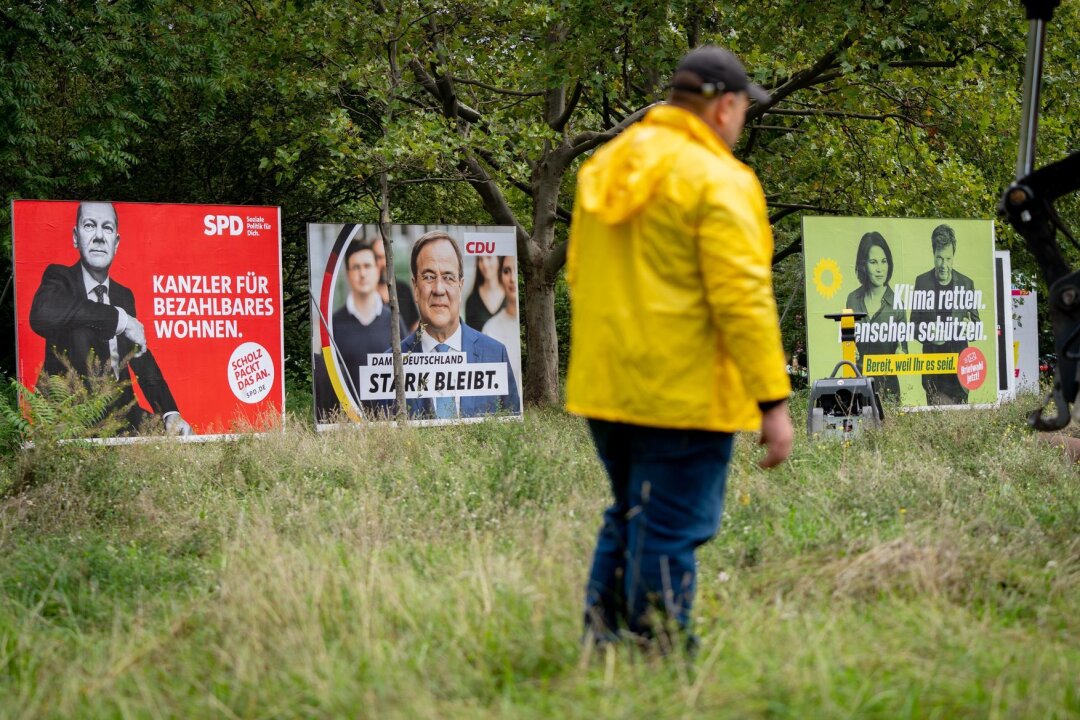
[1015,17,1047,181]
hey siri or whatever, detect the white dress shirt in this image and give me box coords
[420,323,463,415]
[80,266,128,378]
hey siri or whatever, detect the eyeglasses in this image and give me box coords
[418,272,460,286]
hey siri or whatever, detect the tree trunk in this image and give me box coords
[378,171,407,422]
[519,147,568,408]
[522,266,559,407]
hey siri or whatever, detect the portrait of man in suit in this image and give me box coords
[314,239,409,421]
[28,201,192,435]
[387,230,520,419]
[910,223,981,405]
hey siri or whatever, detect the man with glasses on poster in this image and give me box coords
[383,230,520,419]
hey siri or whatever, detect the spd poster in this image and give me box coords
[308,224,522,428]
[803,216,998,409]
[12,200,284,437]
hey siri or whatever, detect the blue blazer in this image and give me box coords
[386,323,521,419]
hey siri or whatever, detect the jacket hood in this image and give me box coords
[577,104,728,225]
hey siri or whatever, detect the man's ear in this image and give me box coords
[72,228,78,249]
[714,92,736,123]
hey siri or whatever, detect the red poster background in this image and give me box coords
[12,200,284,435]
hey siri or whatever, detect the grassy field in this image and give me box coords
[2,396,1079,719]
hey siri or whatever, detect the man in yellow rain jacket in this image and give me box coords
[567,46,793,650]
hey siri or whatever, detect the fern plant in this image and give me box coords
[0,356,134,454]
[0,380,31,453]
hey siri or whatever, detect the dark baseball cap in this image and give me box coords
[671,46,770,104]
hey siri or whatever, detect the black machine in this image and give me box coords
[807,310,885,440]
[807,360,885,440]
[1000,0,1080,430]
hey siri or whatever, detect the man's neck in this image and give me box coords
[347,291,381,325]
[425,321,460,344]
[352,291,378,313]
[81,262,109,285]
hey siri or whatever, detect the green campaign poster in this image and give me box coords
[802,217,998,410]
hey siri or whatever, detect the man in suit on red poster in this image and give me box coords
[29,201,192,435]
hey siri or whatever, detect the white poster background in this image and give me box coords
[1012,291,1040,394]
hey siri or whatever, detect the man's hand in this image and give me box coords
[165,414,193,436]
[122,316,147,355]
[758,401,794,469]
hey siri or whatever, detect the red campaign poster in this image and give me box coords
[12,200,284,437]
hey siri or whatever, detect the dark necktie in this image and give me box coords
[434,343,456,419]
[91,283,120,377]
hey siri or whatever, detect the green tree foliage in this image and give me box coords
[736,1,1080,351]
[259,0,1080,401]
[0,2,243,376]
[0,2,241,197]
[1,1,1078,402]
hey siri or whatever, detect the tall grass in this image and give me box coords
[1,399,1079,718]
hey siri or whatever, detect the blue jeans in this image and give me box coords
[584,420,734,637]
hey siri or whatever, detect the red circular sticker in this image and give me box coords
[957,347,987,390]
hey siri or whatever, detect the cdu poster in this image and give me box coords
[803,216,998,409]
[12,200,284,437]
[308,224,522,428]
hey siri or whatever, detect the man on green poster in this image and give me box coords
[910,223,981,405]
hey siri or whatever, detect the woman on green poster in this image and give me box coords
[844,231,908,399]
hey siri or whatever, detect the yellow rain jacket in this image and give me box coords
[565,104,791,432]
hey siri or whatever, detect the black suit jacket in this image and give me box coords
[910,268,979,351]
[29,262,178,430]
